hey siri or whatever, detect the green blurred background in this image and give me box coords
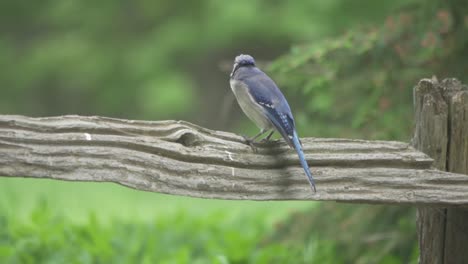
[1,0,467,263]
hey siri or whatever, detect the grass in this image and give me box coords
[0,178,319,263]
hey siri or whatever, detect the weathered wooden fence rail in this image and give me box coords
[0,78,467,263]
[0,113,465,204]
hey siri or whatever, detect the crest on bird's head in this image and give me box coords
[234,54,255,66]
[230,54,255,78]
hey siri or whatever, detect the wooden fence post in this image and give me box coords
[444,79,468,264]
[413,78,468,263]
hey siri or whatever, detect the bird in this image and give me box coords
[229,54,316,192]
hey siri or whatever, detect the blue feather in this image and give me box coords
[263,108,316,192]
[231,61,316,192]
[291,130,316,192]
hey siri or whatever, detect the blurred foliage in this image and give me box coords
[0,0,412,129]
[1,0,467,262]
[263,204,419,264]
[0,194,322,264]
[270,0,468,140]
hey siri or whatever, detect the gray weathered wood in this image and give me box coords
[413,78,468,264]
[444,82,468,264]
[413,78,450,264]
[1,114,468,205]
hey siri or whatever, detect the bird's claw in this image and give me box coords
[242,135,258,153]
[260,138,280,144]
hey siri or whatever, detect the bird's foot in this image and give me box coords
[260,138,280,144]
[242,135,258,153]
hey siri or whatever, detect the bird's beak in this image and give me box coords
[230,63,239,78]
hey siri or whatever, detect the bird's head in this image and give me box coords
[230,54,255,77]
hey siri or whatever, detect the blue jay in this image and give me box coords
[229,54,316,192]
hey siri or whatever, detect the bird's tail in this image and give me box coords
[291,130,316,192]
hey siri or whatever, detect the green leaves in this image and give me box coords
[268,2,468,141]
[0,202,314,263]
[0,178,321,263]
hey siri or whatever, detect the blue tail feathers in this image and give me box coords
[292,130,316,192]
[261,108,316,192]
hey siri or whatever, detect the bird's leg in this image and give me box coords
[242,129,268,152]
[260,130,275,143]
[243,129,267,143]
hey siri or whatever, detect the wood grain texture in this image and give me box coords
[1,114,467,205]
[413,78,468,264]
[413,77,450,264]
[444,81,468,264]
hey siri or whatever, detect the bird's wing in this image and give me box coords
[239,68,315,191]
[242,72,296,147]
